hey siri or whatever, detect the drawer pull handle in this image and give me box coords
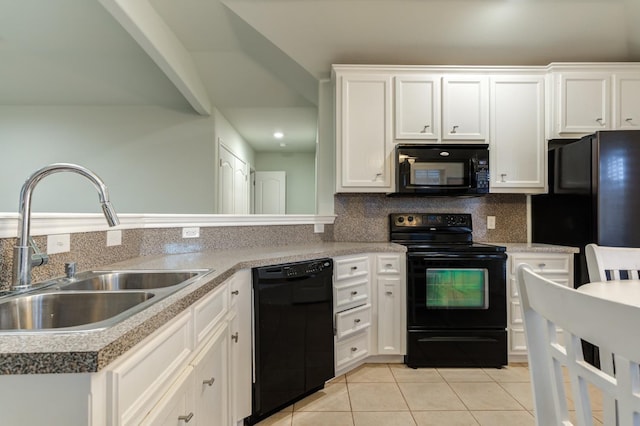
[179,413,194,423]
[203,377,216,386]
[420,125,430,133]
[538,263,546,268]
[351,266,358,270]
[386,291,393,295]
[351,291,358,296]
[354,318,361,323]
[385,263,393,268]
[232,332,239,342]
[351,347,358,352]
[231,290,239,295]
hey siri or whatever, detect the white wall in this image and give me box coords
[0,105,218,214]
[254,151,315,214]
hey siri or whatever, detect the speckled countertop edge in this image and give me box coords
[0,242,405,375]
[496,243,580,254]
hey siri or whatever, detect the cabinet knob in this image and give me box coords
[596,118,605,125]
[231,290,239,295]
[354,318,361,324]
[500,173,507,183]
[451,125,459,134]
[178,413,194,423]
[351,266,358,270]
[351,290,358,296]
[538,263,546,269]
[385,263,393,268]
[232,332,239,342]
[203,377,216,386]
[350,347,358,352]
[386,291,393,295]
[420,125,430,133]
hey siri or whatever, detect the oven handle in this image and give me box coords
[418,336,500,343]
[408,253,506,260]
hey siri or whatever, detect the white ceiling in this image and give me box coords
[2,0,640,153]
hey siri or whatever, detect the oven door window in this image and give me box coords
[426,268,488,309]
[410,161,467,187]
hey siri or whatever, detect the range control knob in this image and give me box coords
[397,216,405,224]
[407,216,414,222]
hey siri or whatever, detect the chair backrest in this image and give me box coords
[517,263,640,426]
[585,243,640,282]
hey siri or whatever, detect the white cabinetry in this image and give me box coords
[334,70,394,192]
[375,254,406,355]
[506,252,573,362]
[442,75,489,141]
[489,75,546,193]
[228,270,252,425]
[550,64,640,138]
[615,74,640,129]
[333,254,372,375]
[395,75,440,140]
[553,72,611,137]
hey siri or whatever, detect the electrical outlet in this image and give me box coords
[487,216,496,230]
[314,224,325,233]
[182,227,200,238]
[47,234,71,254]
[106,230,122,247]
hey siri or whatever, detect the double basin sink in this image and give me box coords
[0,270,209,333]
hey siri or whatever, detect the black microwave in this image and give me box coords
[393,144,490,196]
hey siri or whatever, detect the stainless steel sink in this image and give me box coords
[0,269,210,332]
[0,291,155,331]
[59,271,201,291]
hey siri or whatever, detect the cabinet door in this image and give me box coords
[229,271,252,424]
[442,75,488,141]
[377,277,403,354]
[489,76,546,193]
[336,73,393,191]
[615,74,640,129]
[395,75,440,140]
[557,73,611,134]
[140,368,195,426]
[192,323,229,426]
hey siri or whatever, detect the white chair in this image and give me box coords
[585,243,640,424]
[517,263,640,426]
[585,243,640,282]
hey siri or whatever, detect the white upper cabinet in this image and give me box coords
[615,74,640,129]
[489,75,546,193]
[442,75,489,141]
[394,75,440,140]
[334,69,394,192]
[554,72,611,137]
[550,64,640,138]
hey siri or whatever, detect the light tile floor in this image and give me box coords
[255,363,605,426]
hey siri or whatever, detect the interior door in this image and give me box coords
[254,171,286,214]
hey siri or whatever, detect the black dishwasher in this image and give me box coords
[250,258,334,424]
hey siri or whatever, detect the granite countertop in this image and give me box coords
[0,242,404,375]
[497,243,580,254]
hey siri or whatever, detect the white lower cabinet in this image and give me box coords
[333,253,406,376]
[506,251,574,362]
[140,368,195,426]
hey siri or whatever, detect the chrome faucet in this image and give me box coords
[12,163,120,291]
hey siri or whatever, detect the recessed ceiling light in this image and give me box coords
[274,132,284,139]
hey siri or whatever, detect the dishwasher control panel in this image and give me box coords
[255,258,333,280]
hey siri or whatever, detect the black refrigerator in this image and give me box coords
[532,130,640,364]
[532,130,640,288]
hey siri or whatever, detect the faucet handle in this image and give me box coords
[64,262,77,279]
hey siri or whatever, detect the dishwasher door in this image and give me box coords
[251,259,334,423]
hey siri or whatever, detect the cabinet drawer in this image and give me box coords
[376,254,401,274]
[108,309,193,425]
[510,255,570,274]
[335,330,370,370]
[509,327,527,353]
[335,304,372,340]
[509,300,523,326]
[193,283,228,346]
[335,256,369,281]
[334,280,369,312]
